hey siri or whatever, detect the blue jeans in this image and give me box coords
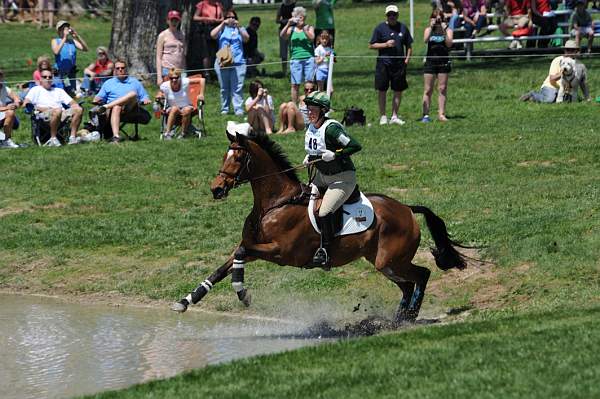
[529,86,557,103]
[464,15,487,37]
[214,61,246,114]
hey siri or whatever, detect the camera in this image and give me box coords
[289,17,298,26]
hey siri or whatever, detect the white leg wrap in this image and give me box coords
[232,259,245,293]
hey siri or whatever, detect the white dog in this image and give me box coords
[556,57,589,103]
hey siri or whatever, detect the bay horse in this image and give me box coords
[171,132,467,322]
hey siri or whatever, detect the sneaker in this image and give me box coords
[68,136,81,145]
[89,105,106,116]
[389,116,406,125]
[0,138,20,148]
[44,137,61,147]
[163,131,174,140]
[519,92,532,102]
[109,136,122,144]
[379,115,388,125]
[420,115,432,123]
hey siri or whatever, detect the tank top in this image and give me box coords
[426,34,449,66]
[290,29,313,60]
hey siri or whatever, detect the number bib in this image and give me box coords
[304,120,338,156]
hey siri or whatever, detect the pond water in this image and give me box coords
[0,294,323,399]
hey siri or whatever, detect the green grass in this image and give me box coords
[1,3,600,396]
[86,306,600,399]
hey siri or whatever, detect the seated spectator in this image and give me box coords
[91,59,151,143]
[0,70,22,149]
[157,68,205,140]
[462,0,487,37]
[499,0,531,40]
[277,81,313,134]
[245,80,274,134]
[571,0,594,54]
[22,67,83,146]
[314,30,333,92]
[520,40,580,103]
[530,0,558,48]
[244,16,265,78]
[435,0,462,30]
[51,20,88,95]
[82,46,114,96]
[33,55,52,86]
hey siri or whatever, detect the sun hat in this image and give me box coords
[56,20,69,31]
[564,39,579,50]
[226,121,253,137]
[385,5,399,15]
[304,91,331,111]
[167,10,181,21]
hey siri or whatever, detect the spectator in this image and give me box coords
[421,9,453,123]
[499,0,531,39]
[244,16,265,78]
[571,0,594,54]
[245,80,274,134]
[462,0,487,37]
[51,20,88,95]
[314,30,333,92]
[156,10,186,86]
[193,0,224,79]
[0,70,22,149]
[519,40,579,103]
[368,5,413,126]
[91,59,151,143]
[211,9,249,116]
[33,55,52,86]
[276,0,296,76]
[22,67,83,146]
[37,0,54,29]
[277,80,313,133]
[530,0,558,48]
[314,0,336,46]
[157,68,205,140]
[434,0,462,30]
[82,46,114,96]
[280,6,315,104]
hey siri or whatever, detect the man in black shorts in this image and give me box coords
[369,4,413,126]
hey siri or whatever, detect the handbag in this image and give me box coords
[216,44,233,67]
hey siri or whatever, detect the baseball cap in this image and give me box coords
[385,5,399,15]
[56,20,70,31]
[563,39,579,50]
[167,10,181,21]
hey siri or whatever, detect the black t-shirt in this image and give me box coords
[370,21,413,66]
[278,2,295,30]
[244,27,258,57]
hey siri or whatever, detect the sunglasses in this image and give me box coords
[170,76,180,81]
[387,12,398,17]
[97,52,106,56]
[304,87,314,92]
[115,66,126,70]
[41,75,53,79]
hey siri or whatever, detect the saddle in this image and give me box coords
[307,184,375,237]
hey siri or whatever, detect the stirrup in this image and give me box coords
[313,247,329,266]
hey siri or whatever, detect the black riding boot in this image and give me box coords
[313,213,335,267]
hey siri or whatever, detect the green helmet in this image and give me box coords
[304,91,331,111]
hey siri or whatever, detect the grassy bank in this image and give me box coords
[87,305,600,398]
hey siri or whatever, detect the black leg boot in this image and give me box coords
[313,213,335,268]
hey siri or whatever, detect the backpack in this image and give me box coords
[341,106,366,127]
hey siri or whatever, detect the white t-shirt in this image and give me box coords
[314,45,332,70]
[160,77,191,108]
[0,85,13,106]
[25,85,73,109]
[245,95,274,121]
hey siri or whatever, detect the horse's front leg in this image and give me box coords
[232,242,281,307]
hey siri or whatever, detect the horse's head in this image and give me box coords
[211,131,252,200]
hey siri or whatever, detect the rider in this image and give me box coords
[302,91,362,266]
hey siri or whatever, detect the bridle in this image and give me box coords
[218,145,251,188]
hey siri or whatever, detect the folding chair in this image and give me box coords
[25,103,71,146]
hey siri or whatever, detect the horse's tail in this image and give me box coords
[409,205,467,271]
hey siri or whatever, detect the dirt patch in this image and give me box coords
[386,164,410,171]
[517,160,554,167]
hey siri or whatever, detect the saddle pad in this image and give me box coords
[308,190,375,236]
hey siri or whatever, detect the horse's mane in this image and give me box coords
[251,134,300,183]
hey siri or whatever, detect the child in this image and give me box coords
[571,0,594,53]
[314,30,333,92]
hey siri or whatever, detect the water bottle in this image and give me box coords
[153,101,161,118]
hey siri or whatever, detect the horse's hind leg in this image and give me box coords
[403,263,431,322]
[380,263,431,323]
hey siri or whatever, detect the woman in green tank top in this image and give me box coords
[280,6,315,103]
